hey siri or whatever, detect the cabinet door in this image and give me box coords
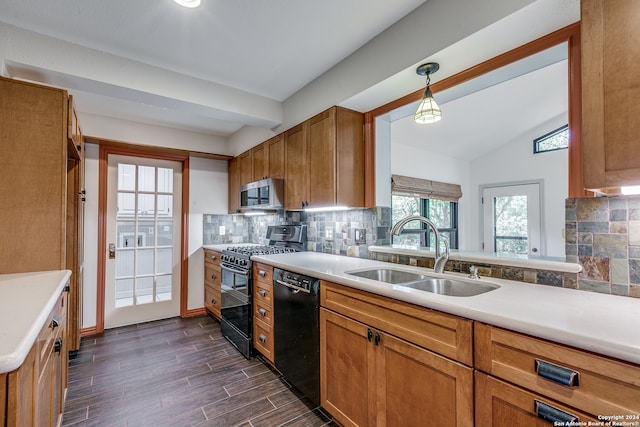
[475,372,597,426]
[227,157,240,214]
[252,143,267,181]
[238,150,253,186]
[582,0,640,190]
[308,109,336,207]
[378,332,474,426]
[284,123,309,210]
[320,308,375,427]
[267,134,285,179]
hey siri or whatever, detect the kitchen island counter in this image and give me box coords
[0,270,71,373]
[251,251,640,365]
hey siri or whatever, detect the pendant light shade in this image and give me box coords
[414,63,442,124]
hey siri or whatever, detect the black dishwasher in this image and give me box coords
[273,268,320,407]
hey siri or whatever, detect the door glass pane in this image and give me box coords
[118,164,136,191]
[138,194,155,218]
[157,168,173,193]
[157,195,173,218]
[156,275,172,302]
[137,221,155,247]
[157,221,173,246]
[494,195,528,254]
[136,277,154,305]
[117,193,135,218]
[113,161,175,309]
[138,166,155,192]
[115,278,134,308]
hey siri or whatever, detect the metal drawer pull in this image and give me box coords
[259,270,266,277]
[211,274,217,280]
[535,359,579,387]
[211,255,217,261]
[258,308,267,316]
[259,334,267,343]
[258,289,267,297]
[51,315,61,329]
[534,400,578,424]
[54,337,63,353]
[211,298,217,305]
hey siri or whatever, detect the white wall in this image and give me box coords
[82,142,229,329]
[187,157,228,311]
[469,115,568,256]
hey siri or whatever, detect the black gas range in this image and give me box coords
[219,225,306,358]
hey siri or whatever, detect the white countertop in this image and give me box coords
[369,245,582,273]
[251,252,640,365]
[0,270,71,373]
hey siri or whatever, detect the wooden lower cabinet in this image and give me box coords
[253,263,275,363]
[475,372,598,426]
[320,308,473,427]
[203,249,222,319]
[5,289,68,427]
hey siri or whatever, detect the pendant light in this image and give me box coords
[414,62,442,124]
[173,0,201,8]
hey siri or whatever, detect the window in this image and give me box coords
[533,124,568,153]
[391,194,459,249]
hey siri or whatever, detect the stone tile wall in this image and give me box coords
[565,196,640,298]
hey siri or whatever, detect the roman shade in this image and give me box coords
[391,174,462,202]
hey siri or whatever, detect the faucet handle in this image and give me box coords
[468,265,480,279]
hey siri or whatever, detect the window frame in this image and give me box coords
[533,124,569,154]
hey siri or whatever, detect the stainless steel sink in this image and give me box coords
[346,268,429,284]
[346,268,500,297]
[395,278,499,297]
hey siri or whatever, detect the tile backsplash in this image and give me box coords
[203,207,392,255]
[566,196,640,298]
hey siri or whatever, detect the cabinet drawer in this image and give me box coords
[254,300,273,326]
[254,281,273,306]
[253,318,274,363]
[475,323,640,417]
[37,292,66,368]
[320,281,473,365]
[204,249,221,267]
[253,263,273,284]
[475,372,598,425]
[204,285,221,318]
[204,264,221,286]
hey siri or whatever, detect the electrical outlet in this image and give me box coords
[325,228,334,240]
[354,228,366,245]
[219,225,226,235]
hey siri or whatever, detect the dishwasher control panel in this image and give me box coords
[274,268,319,294]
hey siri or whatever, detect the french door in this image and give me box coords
[104,154,182,328]
[482,183,542,256]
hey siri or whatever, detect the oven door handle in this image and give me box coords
[221,263,251,276]
[275,279,310,294]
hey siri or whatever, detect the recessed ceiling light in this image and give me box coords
[173,0,201,8]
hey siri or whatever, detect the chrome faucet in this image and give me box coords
[390,215,450,274]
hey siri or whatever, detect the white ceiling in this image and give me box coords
[0,0,426,136]
[0,0,580,147]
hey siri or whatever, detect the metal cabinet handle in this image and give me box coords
[211,274,217,280]
[534,400,578,424]
[367,328,373,342]
[374,331,381,346]
[258,308,267,316]
[259,334,267,343]
[258,289,267,297]
[54,337,63,353]
[211,255,217,261]
[258,270,266,278]
[535,359,579,387]
[211,298,217,305]
[51,315,61,329]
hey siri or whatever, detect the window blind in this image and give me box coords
[391,174,462,202]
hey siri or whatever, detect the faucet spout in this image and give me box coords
[391,215,450,274]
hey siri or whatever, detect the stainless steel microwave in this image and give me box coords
[239,178,284,210]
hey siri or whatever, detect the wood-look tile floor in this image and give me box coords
[62,315,336,427]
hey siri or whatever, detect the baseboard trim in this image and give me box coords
[184,307,206,317]
[81,326,98,337]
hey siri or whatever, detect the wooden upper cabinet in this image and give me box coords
[238,150,253,187]
[227,157,240,214]
[252,134,285,181]
[285,106,364,210]
[266,134,285,179]
[252,142,267,181]
[284,122,309,210]
[582,0,640,191]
